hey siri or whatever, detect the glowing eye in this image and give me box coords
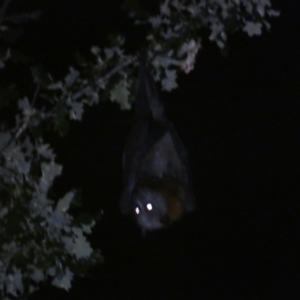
[135,207,140,214]
[146,203,153,211]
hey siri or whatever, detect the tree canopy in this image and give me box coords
[0,0,279,298]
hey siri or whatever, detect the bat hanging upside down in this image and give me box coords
[119,51,195,233]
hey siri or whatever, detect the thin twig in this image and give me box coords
[71,57,137,103]
[0,84,40,153]
[31,84,40,106]
[97,56,137,87]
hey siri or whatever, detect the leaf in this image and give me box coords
[267,9,280,17]
[39,162,62,194]
[0,166,16,184]
[148,16,161,28]
[47,267,56,277]
[5,268,24,297]
[49,210,71,228]
[56,191,75,213]
[243,21,262,36]
[82,86,100,105]
[82,221,95,234]
[110,79,131,110]
[69,102,84,121]
[47,81,63,91]
[216,39,225,49]
[162,69,178,91]
[0,207,8,218]
[104,48,114,60]
[73,234,93,259]
[37,144,56,160]
[65,67,80,88]
[91,46,100,55]
[17,97,35,117]
[52,269,73,291]
[160,1,171,16]
[5,145,30,175]
[30,267,44,283]
[17,97,31,111]
[62,236,74,253]
[0,132,11,150]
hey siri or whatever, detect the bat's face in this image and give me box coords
[133,187,168,231]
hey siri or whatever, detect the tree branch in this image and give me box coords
[97,56,137,88]
[71,56,137,103]
[0,84,40,153]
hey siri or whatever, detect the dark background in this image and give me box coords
[3,0,300,299]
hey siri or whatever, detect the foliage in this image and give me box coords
[0,98,103,298]
[0,3,104,299]
[0,0,279,299]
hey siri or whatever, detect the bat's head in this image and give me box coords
[133,186,169,231]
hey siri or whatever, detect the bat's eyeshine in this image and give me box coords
[135,203,153,215]
[133,187,168,231]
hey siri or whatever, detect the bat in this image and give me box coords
[119,51,195,233]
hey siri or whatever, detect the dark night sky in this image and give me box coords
[3,0,300,299]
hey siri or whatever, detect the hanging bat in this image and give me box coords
[119,51,195,233]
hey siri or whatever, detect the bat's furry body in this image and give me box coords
[120,52,195,232]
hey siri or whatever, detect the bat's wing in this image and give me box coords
[166,124,195,212]
[120,118,195,214]
[120,50,195,214]
[120,118,167,213]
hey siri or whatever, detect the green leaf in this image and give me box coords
[82,221,95,234]
[243,21,262,36]
[65,67,80,88]
[39,162,62,194]
[37,144,56,160]
[56,191,75,213]
[162,69,178,91]
[110,79,131,110]
[104,48,114,60]
[0,132,11,150]
[30,267,44,283]
[91,46,100,55]
[47,81,63,91]
[0,207,8,218]
[69,102,84,121]
[5,268,24,297]
[52,269,73,291]
[17,97,31,111]
[73,234,93,259]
